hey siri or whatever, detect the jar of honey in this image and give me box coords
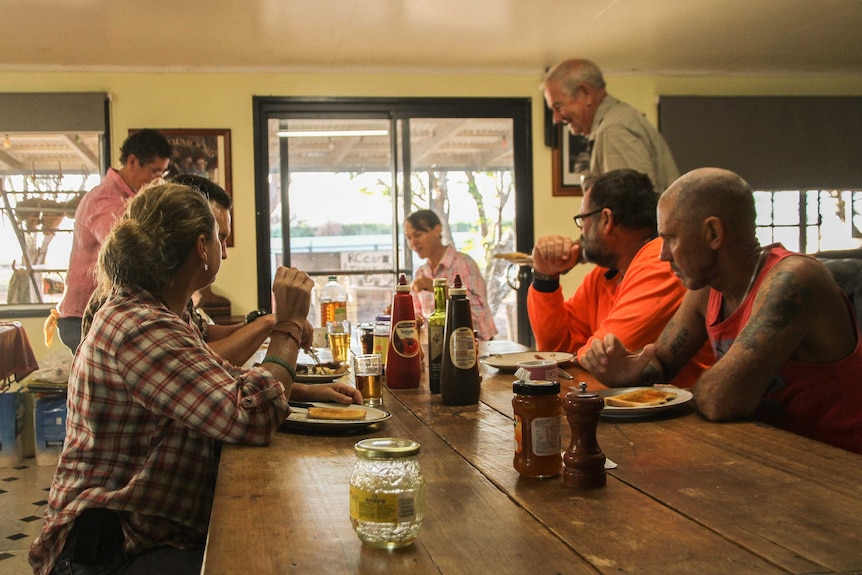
[512,380,562,478]
[349,438,425,548]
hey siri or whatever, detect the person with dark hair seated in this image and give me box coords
[30,182,361,575]
[405,208,497,340]
[528,168,713,387]
[168,174,276,366]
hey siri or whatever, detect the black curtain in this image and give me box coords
[659,96,862,189]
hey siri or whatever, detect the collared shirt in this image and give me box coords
[527,238,713,388]
[30,285,290,575]
[589,94,680,194]
[57,169,136,319]
[414,245,498,340]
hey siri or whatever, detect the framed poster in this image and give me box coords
[130,128,233,245]
[551,126,591,197]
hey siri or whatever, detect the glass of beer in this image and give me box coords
[354,353,383,407]
[327,319,351,364]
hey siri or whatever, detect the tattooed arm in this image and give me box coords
[580,288,710,387]
[693,257,847,421]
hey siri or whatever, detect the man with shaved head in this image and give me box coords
[581,168,862,454]
[543,58,679,193]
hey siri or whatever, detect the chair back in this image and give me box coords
[820,258,862,328]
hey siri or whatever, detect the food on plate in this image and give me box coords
[306,407,367,421]
[604,388,678,408]
[493,251,531,261]
[297,362,349,376]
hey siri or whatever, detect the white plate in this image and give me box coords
[493,254,533,265]
[283,403,391,431]
[480,351,575,372]
[295,365,350,383]
[596,386,693,418]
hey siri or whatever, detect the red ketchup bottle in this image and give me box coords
[385,274,422,389]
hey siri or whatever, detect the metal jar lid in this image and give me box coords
[513,380,561,395]
[355,437,420,459]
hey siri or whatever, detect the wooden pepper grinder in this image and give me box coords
[562,382,606,489]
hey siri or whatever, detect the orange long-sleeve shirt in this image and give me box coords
[527,238,713,388]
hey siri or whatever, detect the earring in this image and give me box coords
[204,263,209,272]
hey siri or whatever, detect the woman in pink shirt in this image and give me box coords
[405,209,497,340]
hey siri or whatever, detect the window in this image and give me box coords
[252,97,534,343]
[754,189,862,253]
[0,93,109,315]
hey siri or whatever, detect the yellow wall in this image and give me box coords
[5,68,862,360]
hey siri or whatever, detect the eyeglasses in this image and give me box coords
[572,207,603,229]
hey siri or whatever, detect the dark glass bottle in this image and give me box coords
[440,274,480,405]
[427,277,448,394]
[385,274,422,389]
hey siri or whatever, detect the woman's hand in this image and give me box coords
[271,266,314,324]
[291,382,363,405]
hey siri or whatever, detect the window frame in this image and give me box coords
[251,96,536,344]
[0,93,110,317]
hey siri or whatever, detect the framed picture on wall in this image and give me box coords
[130,128,233,245]
[551,126,591,197]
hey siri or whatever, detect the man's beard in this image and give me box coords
[582,237,617,270]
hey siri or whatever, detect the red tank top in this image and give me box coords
[706,245,862,454]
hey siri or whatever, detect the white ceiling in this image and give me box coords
[2,0,861,176]
[2,0,861,75]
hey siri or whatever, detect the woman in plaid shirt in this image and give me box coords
[30,183,360,575]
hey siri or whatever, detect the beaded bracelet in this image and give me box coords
[262,355,297,381]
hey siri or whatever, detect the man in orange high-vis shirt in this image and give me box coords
[527,169,713,388]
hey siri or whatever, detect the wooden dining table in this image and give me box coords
[202,340,862,574]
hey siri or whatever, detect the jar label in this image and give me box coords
[350,486,416,523]
[391,320,420,358]
[531,416,561,457]
[447,326,477,369]
[514,415,523,454]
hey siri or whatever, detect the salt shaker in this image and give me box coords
[562,382,606,489]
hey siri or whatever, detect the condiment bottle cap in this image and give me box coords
[513,380,560,395]
[355,437,420,458]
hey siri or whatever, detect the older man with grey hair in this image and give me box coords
[543,58,679,193]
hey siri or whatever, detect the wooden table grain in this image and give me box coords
[202,342,862,574]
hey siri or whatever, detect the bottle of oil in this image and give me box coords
[385,274,422,389]
[319,275,347,327]
[440,274,480,405]
[427,277,448,394]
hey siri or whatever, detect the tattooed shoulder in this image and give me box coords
[736,268,814,350]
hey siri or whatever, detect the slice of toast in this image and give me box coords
[306,407,367,420]
[604,388,678,408]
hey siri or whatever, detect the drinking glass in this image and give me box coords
[353,353,383,407]
[327,319,351,364]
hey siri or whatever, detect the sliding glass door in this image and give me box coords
[252,98,534,343]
